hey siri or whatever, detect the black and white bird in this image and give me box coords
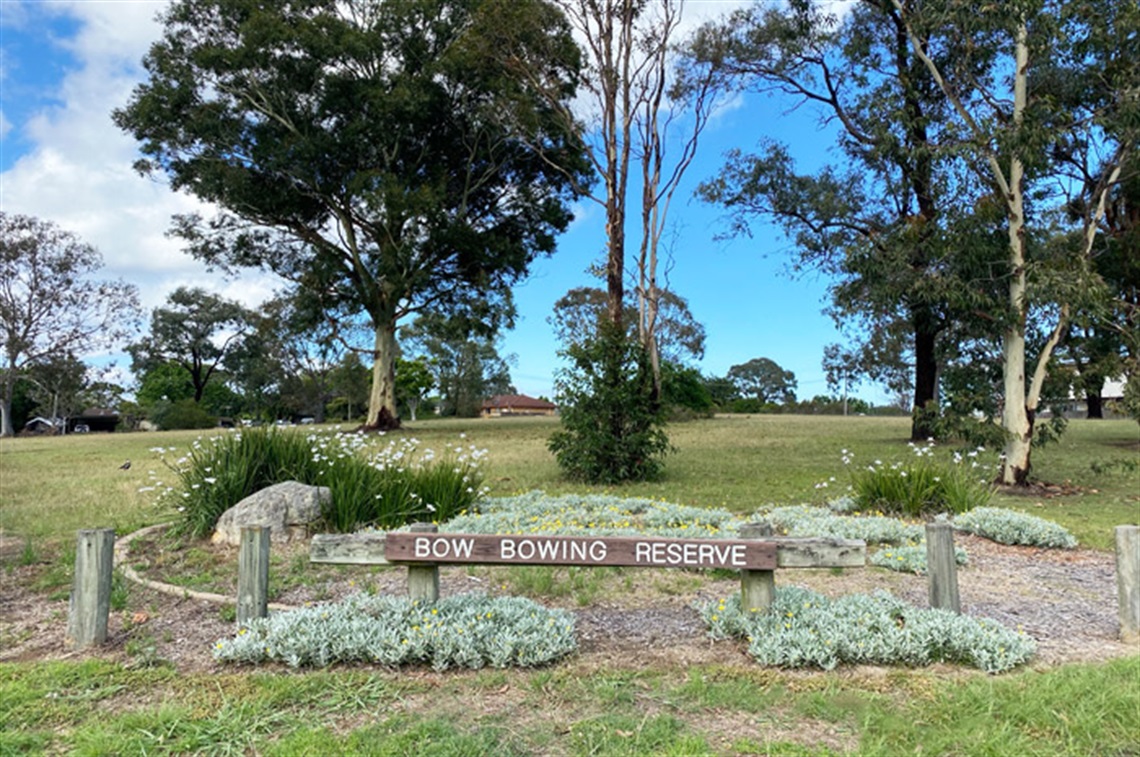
[119,460,132,470]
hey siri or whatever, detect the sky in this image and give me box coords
[0,0,892,406]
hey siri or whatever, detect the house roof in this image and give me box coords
[481,394,557,410]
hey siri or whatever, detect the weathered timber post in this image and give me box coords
[407,523,440,603]
[740,523,775,612]
[67,528,116,648]
[1116,525,1139,642]
[925,521,960,613]
[237,526,270,626]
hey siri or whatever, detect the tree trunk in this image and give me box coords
[364,321,401,431]
[999,20,1032,487]
[1085,376,1105,419]
[1,362,15,437]
[911,309,940,440]
[1001,328,1033,485]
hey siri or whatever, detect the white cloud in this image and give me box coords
[0,0,277,313]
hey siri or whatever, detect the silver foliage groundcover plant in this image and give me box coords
[953,507,1078,549]
[214,594,576,670]
[698,587,1035,674]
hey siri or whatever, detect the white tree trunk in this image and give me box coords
[366,321,399,430]
[999,20,1032,485]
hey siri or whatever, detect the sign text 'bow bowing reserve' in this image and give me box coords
[383,533,777,570]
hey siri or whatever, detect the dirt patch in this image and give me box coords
[0,529,1133,675]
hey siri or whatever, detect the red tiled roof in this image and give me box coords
[481,394,556,410]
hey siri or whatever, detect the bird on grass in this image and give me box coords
[119,461,131,470]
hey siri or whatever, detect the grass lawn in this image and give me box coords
[1,414,1137,755]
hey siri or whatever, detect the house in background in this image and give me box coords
[22,416,62,435]
[480,394,557,418]
[67,408,120,433]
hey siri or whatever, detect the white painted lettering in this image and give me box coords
[635,543,651,563]
[452,538,474,559]
[570,541,587,561]
[414,537,431,558]
[536,540,560,561]
[698,543,714,564]
[518,540,535,560]
[500,539,516,559]
[589,541,607,561]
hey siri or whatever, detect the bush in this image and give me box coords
[147,428,486,538]
[661,362,714,420]
[763,504,924,544]
[151,399,217,430]
[213,593,576,670]
[698,587,1035,673]
[439,491,746,539]
[953,507,1078,549]
[548,323,671,483]
[847,442,995,517]
[870,543,968,574]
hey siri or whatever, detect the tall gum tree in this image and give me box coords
[685,0,974,440]
[892,0,1139,484]
[0,213,140,437]
[114,0,589,430]
[506,0,720,396]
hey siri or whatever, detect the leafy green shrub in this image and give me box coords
[698,588,1035,673]
[151,399,217,430]
[147,429,485,538]
[845,442,995,517]
[548,323,671,483]
[661,362,714,420]
[213,594,575,670]
[953,507,1078,549]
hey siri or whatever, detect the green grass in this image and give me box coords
[3,416,1135,547]
[1,415,1137,754]
[2,658,1137,755]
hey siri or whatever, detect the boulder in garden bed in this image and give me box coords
[211,481,330,546]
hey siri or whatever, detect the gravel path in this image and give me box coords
[1,532,1134,672]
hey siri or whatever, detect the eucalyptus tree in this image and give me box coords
[400,313,513,418]
[685,0,978,440]
[0,213,140,437]
[891,0,1140,483]
[128,287,251,406]
[727,357,798,405]
[115,0,589,430]
[549,285,706,365]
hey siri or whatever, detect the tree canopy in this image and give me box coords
[115,0,590,430]
[727,357,798,405]
[129,286,251,406]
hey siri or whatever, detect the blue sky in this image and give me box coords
[1,0,890,405]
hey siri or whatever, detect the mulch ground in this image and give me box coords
[0,529,1134,674]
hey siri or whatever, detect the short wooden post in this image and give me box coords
[407,523,440,603]
[740,523,775,612]
[67,528,115,648]
[1116,525,1140,642]
[237,526,270,626]
[926,521,960,613]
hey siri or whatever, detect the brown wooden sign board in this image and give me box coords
[384,532,777,570]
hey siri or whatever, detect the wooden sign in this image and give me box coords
[383,532,777,570]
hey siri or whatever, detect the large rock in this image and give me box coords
[211,481,330,546]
